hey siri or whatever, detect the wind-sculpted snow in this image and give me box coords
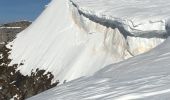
[73,0,170,28]
[29,38,170,100]
[10,0,169,88]
[9,0,170,99]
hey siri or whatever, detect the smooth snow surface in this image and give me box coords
[9,0,170,99]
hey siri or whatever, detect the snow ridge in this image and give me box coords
[9,0,170,99]
[69,0,166,55]
[10,0,167,83]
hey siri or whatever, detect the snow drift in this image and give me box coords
[8,0,170,99]
[29,38,170,100]
[10,0,168,84]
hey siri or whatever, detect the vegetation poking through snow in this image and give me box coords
[0,44,59,100]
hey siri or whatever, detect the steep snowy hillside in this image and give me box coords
[29,2,170,99]
[29,38,170,100]
[9,0,168,83]
[8,0,170,99]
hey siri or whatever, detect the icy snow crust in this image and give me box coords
[10,0,170,99]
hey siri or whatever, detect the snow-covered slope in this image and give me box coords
[28,1,170,98]
[10,0,168,83]
[9,0,170,99]
[28,38,170,100]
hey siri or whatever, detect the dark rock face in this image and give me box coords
[0,21,31,48]
[0,44,59,100]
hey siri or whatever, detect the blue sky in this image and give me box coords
[0,0,51,24]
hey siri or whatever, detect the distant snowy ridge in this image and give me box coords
[0,21,31,48]
[0,27,22,29]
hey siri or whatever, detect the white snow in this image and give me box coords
[8,0,170,99]
[9,0,168,83]
[28,39,170,99]
[10,94,19,100]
